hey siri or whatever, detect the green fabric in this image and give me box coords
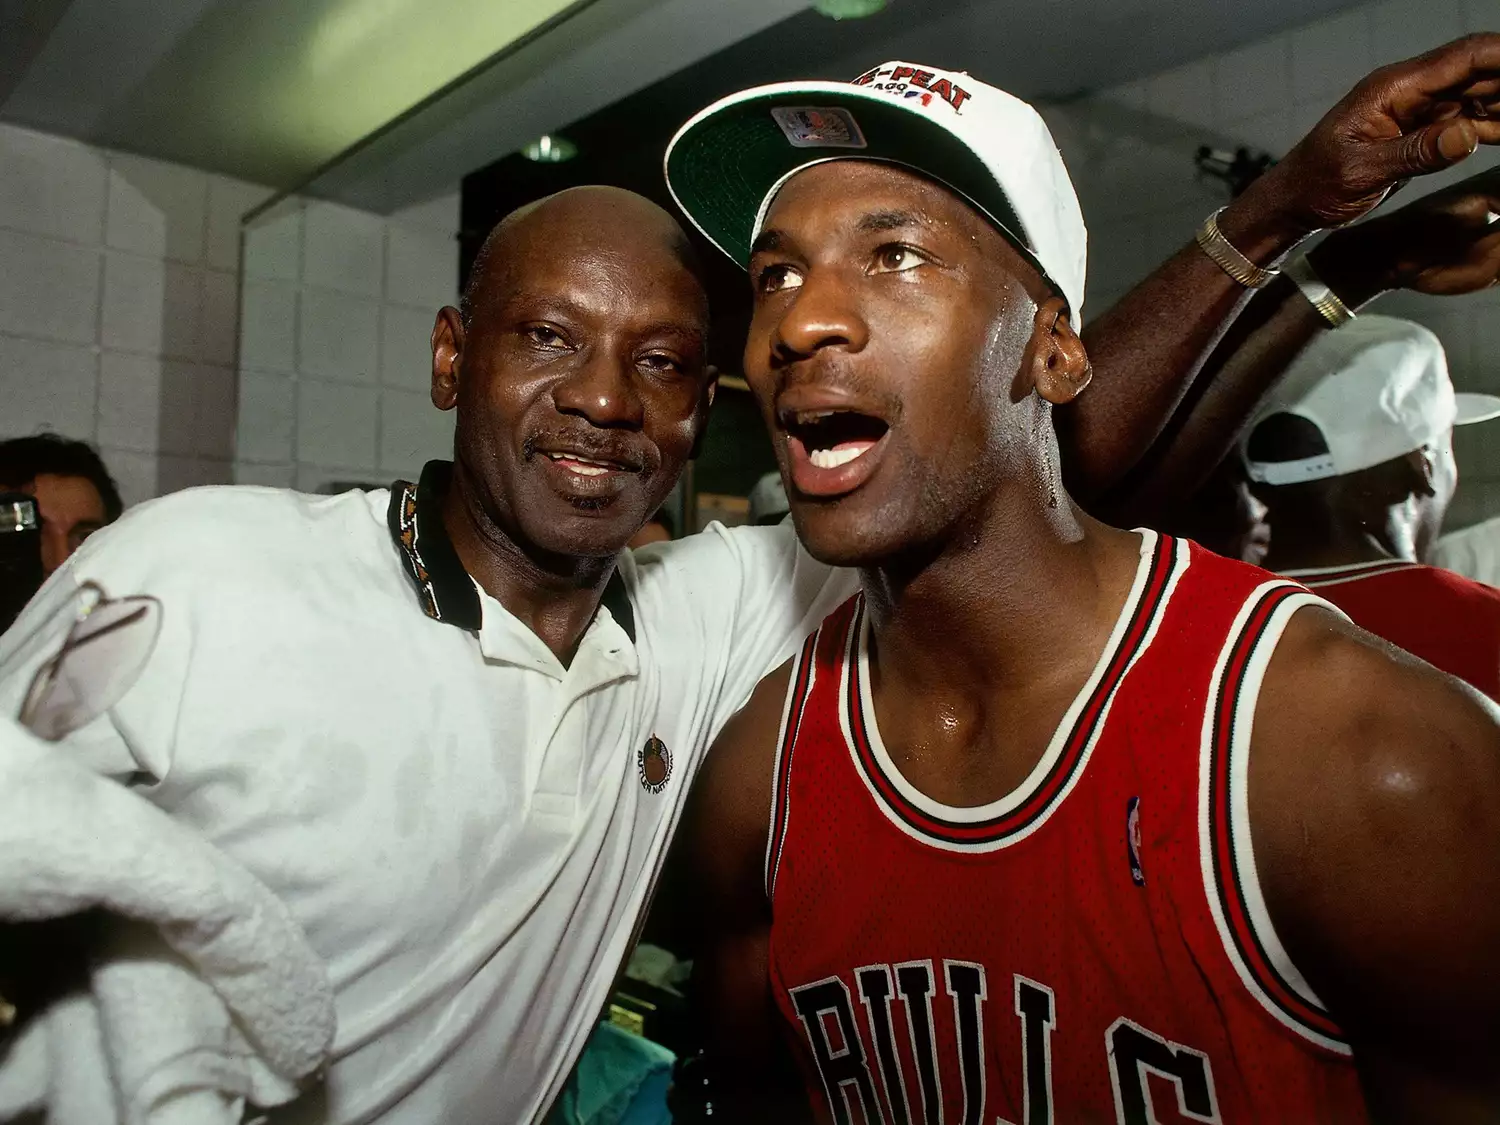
[666,85,1027,269]
[545,1022,674,1125]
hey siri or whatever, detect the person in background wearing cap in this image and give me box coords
[1140,162,1500,566]
[1,35,1497,1125]
[664,59,1500,1125]
[1155,454,1272,564]
[1111,159,1500,532]
[1246,315,1500,699]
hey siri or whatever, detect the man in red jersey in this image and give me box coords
[662,62,1500,1125]
[1246,315,1500,699]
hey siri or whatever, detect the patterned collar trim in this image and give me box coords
[388,460,482,631]
[386,459,636,642]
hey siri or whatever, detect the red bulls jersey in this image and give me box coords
[765,531,1369,1125]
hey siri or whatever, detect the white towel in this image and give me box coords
[0,716,335,1124]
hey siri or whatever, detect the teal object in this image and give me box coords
[546,1022,674,1125]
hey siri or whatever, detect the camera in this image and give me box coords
[0,492,43,634]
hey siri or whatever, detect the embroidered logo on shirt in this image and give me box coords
[1126,795,1145,886]
[639,735,672,794]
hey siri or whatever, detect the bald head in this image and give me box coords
[461,186,706,328]
[430,183,716,563]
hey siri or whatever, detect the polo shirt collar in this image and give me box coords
[387,461,638,657]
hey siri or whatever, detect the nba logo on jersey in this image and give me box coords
[1127,795,1145,885]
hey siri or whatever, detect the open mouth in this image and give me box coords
[782,409,891,498]
[786,409,889,466]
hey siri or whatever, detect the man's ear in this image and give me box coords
[431,307,464,411]
[689,366,720,461]
[1023,296,1091,406]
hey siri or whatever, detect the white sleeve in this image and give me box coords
[639,519,857,732]
[0,510,193,785]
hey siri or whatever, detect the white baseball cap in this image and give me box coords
[1244,315,1500,486]
[664,61,1088,328]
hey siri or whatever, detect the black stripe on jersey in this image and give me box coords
[844,533,1180,849]
[766,630,820,902]
[1204,582,1349,1054]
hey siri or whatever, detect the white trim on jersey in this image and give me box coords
[842,530,1190,853]
[1282,559,1418,589]
[1196,581,1353,1056]
[766,636,817,902]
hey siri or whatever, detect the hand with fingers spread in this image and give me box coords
[1222,33,1500,251]
[1054,34,1500,510]
[1310,166,1500,305]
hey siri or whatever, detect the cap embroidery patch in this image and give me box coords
[639,735,672,794]
[851,65,972,112]
[771,106,867,149]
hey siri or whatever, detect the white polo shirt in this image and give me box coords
[0,461,854,1125]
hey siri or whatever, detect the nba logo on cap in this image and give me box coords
[771,107,867,149]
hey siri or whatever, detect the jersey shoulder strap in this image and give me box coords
[765,594,862,901]
[1198,577,1352,1055]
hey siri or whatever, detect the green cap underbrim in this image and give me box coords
[666,85,1038,278]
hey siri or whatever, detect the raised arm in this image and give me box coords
[1252,610,1500,1121]
[1114,164,1500,525]
[1065,33,1500,506]
[661,661,814,1124]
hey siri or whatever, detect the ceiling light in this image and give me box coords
[522,134,578,163]
[812,0,888,19]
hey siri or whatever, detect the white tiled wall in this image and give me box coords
[0,121,258,505]
[1057,0,1500,526]
[0,118,459,507]
[234,194,458,495]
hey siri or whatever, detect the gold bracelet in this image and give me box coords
[1195,207,1280,289]
[1283,255,1355,327]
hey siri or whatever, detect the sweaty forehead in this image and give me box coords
[764,162,980,235]
[761,161,1040,289]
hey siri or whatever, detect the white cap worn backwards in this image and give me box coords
[664,61,1088,328]
[1244,315,1500,486]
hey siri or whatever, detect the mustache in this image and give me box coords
[521,428,655,474]
[772,363,905,427]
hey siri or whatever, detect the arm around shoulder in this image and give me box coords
[1250,608,1500,1122]
[660,660,815,1123]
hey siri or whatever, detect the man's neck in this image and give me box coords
[1263,521,1411,574]
[852,478,1145,809]
[441,465,617,664]
[859,485,1138,701]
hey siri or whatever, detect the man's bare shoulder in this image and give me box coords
[1256,604,1500,782]
[1251,605,1500,863]
[660,660,794,955]
[694,660,796,868]
[1249,605,1500,1086]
